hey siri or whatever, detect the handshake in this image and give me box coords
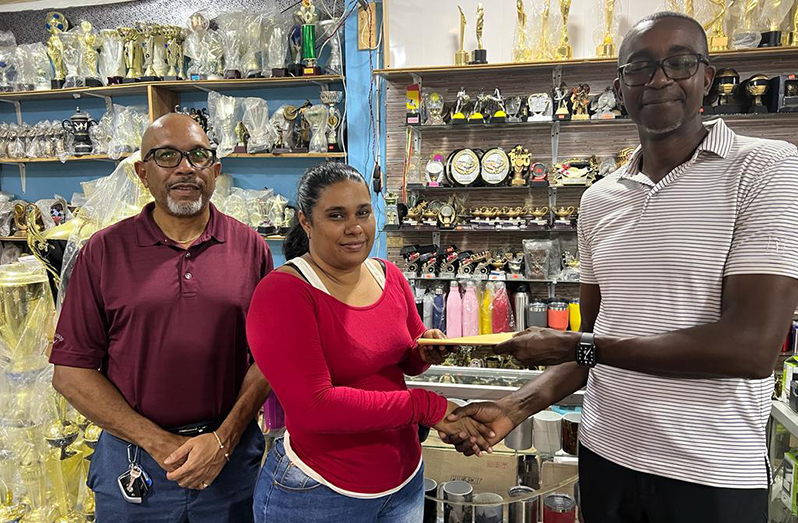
[420,326,584,456]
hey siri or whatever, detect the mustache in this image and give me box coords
[166,177,206,190]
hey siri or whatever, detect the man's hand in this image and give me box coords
[164,434,227,489]
[494,327,580,367]
[438,400,519,456]
[418,329,458,365]
[145,432,190,473]
[432,401,496,456]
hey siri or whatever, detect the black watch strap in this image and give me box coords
[576,332,597,368]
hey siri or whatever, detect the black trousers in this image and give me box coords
[578,444,768,523]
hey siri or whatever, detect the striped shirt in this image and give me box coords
[577,119,798,489]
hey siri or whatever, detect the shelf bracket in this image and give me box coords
[548,185,557,215]
[4,162,27,194]
[79,92,114,113]
[552,65,562,90]
[191,85,213,93]
[548,282,556,299]
[313,81,330,92]
[410,73,423,88]
[432,231,441,246]
[0,99,23,125]
[551,120,560,165]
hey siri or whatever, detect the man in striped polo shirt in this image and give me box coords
[443,12,798,522]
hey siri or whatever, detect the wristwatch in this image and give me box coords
[576,332,596,368]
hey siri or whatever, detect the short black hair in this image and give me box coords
[618,11,709,65]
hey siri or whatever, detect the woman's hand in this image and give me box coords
[432,401,496,457]
[418,329,458,365]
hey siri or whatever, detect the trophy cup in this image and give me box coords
[118,26,143,82]
[318,18,343,75]
[320,90,343,152]
[553,83,571,120]
[528,93,553,121]
[384,192,400,230]
[61,32,83,88]
[758,0,794,46]
[556,0,573,60]
[701,0,729,51]
[99,29,125,84]
[595,0,619,57]
[77,21,103,87]
[45,12,69,89]
[471,4,488,64]
[452,87,470,124]
[185,11,209,80]
[295,0,322,75]
[45,394,84,522]
[745,74,770,113]
[509,145,531,186]
[137,22,161,81]
[406,84,421,125]
[304,104,328,153]
[513,0,533,62]
[426,153,445,186]
[162,26,186,80]
[267,20,290,77]
[535,0,554,60]
[455,6,470,65]
[424,92,446,125]
[244,15,264,78]
[62,107,96,156]
[571,84,591,120]
[203,30,225,80]
[713,69,743,114]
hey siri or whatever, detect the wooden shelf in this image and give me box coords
[0,75,345,102]
[225,152,347,159]
[0,236,27,242]
[408,184,554,192]
[375,46,798,79]
[0,154,128,164]
[261,235,286,241]
[386,226,577,233]
[406,275,564,284]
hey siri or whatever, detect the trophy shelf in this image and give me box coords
[261,235,286,241]
[374,46,798,79]
[225,152,347,159]
[406,275,558,284]
[387,226,577,233]
[0,236,27,242]
[408,185,554,192]
[0,153,130,164]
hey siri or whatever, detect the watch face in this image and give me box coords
[450,149,481,186]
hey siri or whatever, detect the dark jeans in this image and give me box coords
[87,420,264,523]
[579,444,768,523]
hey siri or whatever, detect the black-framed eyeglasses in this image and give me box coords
[618,53,710,87]
[143,147,217,168]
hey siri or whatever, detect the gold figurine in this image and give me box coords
[472,3,488,64]
[79,21,100,80]
[509,145,531,186]
[455,6,469,65]
[703,0,728,51]
[46,12,69,84]
[513,0,533,62]
[596,0,617,57]
[536,0,554,61]
[556,0,573,60]
[118,26,144,79]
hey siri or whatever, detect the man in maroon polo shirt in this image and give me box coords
[50,113,273,522]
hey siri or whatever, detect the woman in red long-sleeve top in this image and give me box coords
[246,163,492,522]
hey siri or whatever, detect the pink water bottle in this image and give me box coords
[462,280,480,337]
[446,281,463,338]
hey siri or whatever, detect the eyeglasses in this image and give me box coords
[143,147,217,168]
[618,53,709,87]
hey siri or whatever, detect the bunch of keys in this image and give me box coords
[117,445,153,504]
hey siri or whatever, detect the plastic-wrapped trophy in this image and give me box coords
[185,11,209,80]
[162,26,186,80]
[99,29,125,84]
[757,0,794,47]
[513,0,533,62]
[61,31,83,88]
[77,21,103,87]
[152,26,169,78]
[593,0,621,57]
[207,91,239,157]
[318,18,343,75]
[319,91,343,152]
[12,45,33,92]
[270,105,295,152]
[295,0,322,75]
[0,32,15,93]
[45,12,69,89]
[136,22,162,81]
[266,14,291,77]
[699,0,729,51]
[304,105,328,153]
[44,393,84,522]
[534,0,556,61]
[556,0,573,59]
[218,13,246,79]
[243,97,278,153]
[731,0,763,48]
[203,29,226,80]
[118,26,144,82]
[243,14,264,78]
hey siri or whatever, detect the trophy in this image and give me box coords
[62,107,96,156]
[758,0,794,46]
[745,74,770,113]
[452,87,470,124]
[488,87,508,123]
[553,158,597,186]
[768,75,798,112]
[318,18,343,75]
[701,0,729,51]
[535,0,554,60]
[468,90,488,123]
[320,90,344,152]
[449,149,481,186]
[529,162,549,186]
[424,92,446,125]
[384,192,400,230]
[270,105,294,152]
[733,0,762,48]
[553,206,576,227]
[784,5,798,46]
[218,13,245,79]
[455,6,470,65]
[136,22,161,81]
[99,29,125,84]
[406,84,421,125]
[571,84,591,120]
[712,69,743,114]
[513,0,533,62]
[480,148,510,186]
[77,21,103,87]
[426,153,445,186]
[233,122,249,153]
[591,86,618,119]
[471,4,488,64]
[296,0,322,75]
[288,25,304,77]
[61,32,83,88]
[242,15,263,78]
[509,145,531,186]
[527,93,553,121]
[304,104,328,153]
[267,18,290,77]
[45,12,69,89]
[553,83,571,120]
[185,11,209,80]
[595,0,619,57]
[45,394,84,521]
[556,0,573,60]
[162,26,186,80]
[118,26,143,82]
[152,26,169,78]
[203,29,226,80]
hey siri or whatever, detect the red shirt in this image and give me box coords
[50,202,273,428]
[246,261,448,494]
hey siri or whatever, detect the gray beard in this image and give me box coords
[166,194,205,216]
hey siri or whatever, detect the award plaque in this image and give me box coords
[767,74,798,113]
[509,145,530,186]
[471,4,488,64]
[529,162,549,187]
[745,74,770,113]
[426,154,446,187]
[553,84,571,121]
[452,87,470,125]
[448,149,481,186]
[570,84,591,120]
[505,96,523,122]
[406,84,421,125]
[527,93,553,121]
[455,6,469,65]
[481,148,511,186]
[553,159,597,186]
[713,69,743,114]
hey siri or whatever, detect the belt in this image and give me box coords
[167,419,222,437]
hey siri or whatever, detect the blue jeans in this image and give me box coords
[88,420,264,523]
[253,438,424,523]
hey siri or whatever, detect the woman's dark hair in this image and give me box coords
[283,162,368,260]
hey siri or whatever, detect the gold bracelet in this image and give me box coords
[212,430,230,462]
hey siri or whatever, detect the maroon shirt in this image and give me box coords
[50,202,273,428]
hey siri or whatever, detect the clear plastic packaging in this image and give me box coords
[207,91,240,157]
[304,104,328,153]
[108,105,148,159]
[90,111,114,155]
[77,21,101,84]
[523,239,561,280]
[99,29,125,82]
[217,12,246,76]
[242,14,264,77]
[242,97,278,153]
[60,31,82,88]
[0,31,17,92]
[264,12,292,74]
[202,29,225,79]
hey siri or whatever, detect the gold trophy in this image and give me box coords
[472,3,488,64]
[163,26,186,80]
[745,74,770,113]
[45,12,69,89]
[455,6,470,65]
[759,0,795,46]
[571,84,591,120]
[118,26,144,81]
[138,22,162,81]
[554,206,576,226]
[702,0,729,51]
[596,0,618,57]
[509,145,531,186]
[513,0,533,62]
[45,394,84,523]
[234,122,250,153]
[783,2,798,46]
[79,21,103,87]
[535,0,554,61]
[556,0,573,60]
[733,0,762,48]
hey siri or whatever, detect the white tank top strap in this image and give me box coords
[365,258,386,290]
[287,257,331,294]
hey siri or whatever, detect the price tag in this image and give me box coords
[422,273,436,279]
[507,273,524,281]
[488,272,507,281]
[439,272,456,280]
